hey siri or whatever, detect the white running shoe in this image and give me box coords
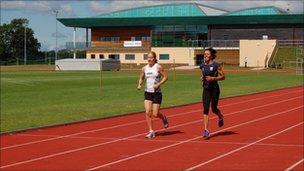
[145,131,155,139]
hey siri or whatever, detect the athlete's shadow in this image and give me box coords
[207,131,238,140]
[156,130,184,136]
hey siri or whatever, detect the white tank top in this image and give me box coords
[144,63,161,93]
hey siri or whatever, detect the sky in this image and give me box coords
[1,0,303,51]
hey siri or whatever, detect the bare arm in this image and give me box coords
[199,66,204,81]
[137,67,145,90]
[153,65,168,89]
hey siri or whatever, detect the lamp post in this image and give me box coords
[44,41,47,64]
[53,10,59,61]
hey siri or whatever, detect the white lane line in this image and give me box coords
[2,90,301,150]
[285,158,304,171]
[185,122,304,171]
[1,97,302,169]
[86,106,303,171]
[17,133,304,148]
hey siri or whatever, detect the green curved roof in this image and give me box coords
[95,3,207,18]
[225,6,287,16]
[58,14,304,28]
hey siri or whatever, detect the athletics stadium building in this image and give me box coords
[58,3,304,66]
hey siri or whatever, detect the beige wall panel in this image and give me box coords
[239,40,277,67]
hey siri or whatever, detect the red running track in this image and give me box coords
[0,86,303,170]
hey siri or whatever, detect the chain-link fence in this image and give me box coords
[296,46,304,75]
[266,40,304,73]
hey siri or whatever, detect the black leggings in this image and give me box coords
[202,87,221,115]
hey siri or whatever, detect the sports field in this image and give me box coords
[0,69,303,133]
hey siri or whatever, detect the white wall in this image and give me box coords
[239,40,277,67]
[151,47,195,65]
[87,47,195,65]
[55,59,120,71]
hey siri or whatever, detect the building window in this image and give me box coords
[101,36,119,41]
[143,54,148,60]
[223,35,229,40]
[159,54,170,60]
[154,25,163,31]
[186,25,197,31]
[135,37,142,41]
[131,36,145,41]
[125,54,135,60]
[99,54,104,59]
[130,36,151,41]
[91,54,96,59]
[174,25,185,31]
[142,36,151,41]
[109,54,120,60]
[163,25,174,31]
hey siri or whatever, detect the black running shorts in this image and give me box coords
[144,92,162,104]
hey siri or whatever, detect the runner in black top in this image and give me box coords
[200,48,225,139]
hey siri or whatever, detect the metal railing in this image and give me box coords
[65,39,304,50]
[66,41,152,50]
[278,40,304,47]
[187,40,240,48]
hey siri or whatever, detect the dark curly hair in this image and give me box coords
[204,48,217,60]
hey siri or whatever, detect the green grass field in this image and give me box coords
[1,70,303,133]
[272,47,303,68]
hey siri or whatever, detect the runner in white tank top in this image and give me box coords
[137,51,169,138]
[144,63,161,93]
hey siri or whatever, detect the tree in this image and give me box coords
[0,18,41,64]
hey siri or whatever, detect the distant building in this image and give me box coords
[58,3,304,65]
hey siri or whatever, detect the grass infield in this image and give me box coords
[1,69,303,133]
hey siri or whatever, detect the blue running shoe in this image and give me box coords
[203,129,210,139]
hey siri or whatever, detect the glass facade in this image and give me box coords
[152,25,208,47]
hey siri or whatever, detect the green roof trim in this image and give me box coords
[58,14,304,28]
[96,3,206,18]
[225,6,288,16]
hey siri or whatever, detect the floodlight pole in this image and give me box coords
[73,27,76,59]
[24,23,27,65]
[53,10,59,61]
